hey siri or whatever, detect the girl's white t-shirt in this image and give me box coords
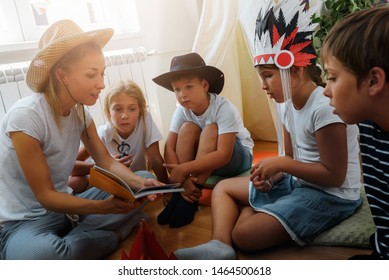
[281,86,361,200]
[98,111,163,171]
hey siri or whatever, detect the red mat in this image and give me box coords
[252,151,278,164]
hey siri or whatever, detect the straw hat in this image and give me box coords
[26,19,114,93]
[152,52,224,94]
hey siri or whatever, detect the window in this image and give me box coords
[0,0,140,50]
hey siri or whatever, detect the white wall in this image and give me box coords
[0,0,202,63]
[110,0,204,139]
[108,0,203,54]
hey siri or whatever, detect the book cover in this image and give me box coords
[90,165,183,202]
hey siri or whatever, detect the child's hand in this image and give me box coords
[114,153,132,167]
[181,176,201,203]
[137,178,164,202]
[249,156,280,182]
[251,177,273,192]
[143,178,163,188]
[163,163,188,184]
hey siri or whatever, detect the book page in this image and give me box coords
[92,166,133,193]
[135,183,181,195]
[91,166,184,201]
[134,183,184,199]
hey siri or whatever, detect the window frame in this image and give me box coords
[0,0,141,53]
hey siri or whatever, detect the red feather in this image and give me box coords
[289,41,312,54]
[282,27,298,49]
[294,53,316,66]
[272,25,281,46]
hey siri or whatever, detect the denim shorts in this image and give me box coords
[212,138,252,177]
[249,175,362,245]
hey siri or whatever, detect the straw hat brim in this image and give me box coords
[27,28,114,93]
[152,65,224,94]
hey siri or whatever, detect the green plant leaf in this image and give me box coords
[313,0,376,57]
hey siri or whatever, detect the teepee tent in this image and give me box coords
[191,0,323,142]
[192,0,277,141]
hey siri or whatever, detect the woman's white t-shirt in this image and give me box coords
[0,94,92,224]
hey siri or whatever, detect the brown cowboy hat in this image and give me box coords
[26,19,114,93]
[152,52,224,94]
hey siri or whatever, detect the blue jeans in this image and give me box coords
[0,170,155,260]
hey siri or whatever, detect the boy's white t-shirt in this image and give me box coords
[169,93,254,153]
[97,111,163,171]
[0,94,92,224]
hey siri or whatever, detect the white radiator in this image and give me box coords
[0,47,152,127]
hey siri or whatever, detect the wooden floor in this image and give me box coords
[107,141,373,260]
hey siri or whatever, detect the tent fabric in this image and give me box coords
[192,0,277,141]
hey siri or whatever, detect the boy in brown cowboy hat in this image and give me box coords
[153,52,254,228]
[0,19,163,259]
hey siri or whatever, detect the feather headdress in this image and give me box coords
[254,0,318,69]
[253,0,320,159]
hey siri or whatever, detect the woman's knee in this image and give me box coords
[68,175,89,193]
[4,234,68,259]
[135,170,156,179]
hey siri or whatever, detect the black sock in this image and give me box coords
[157,192,181,225]
[169,184,203,228]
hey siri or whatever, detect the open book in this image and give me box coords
[90,165,183,202]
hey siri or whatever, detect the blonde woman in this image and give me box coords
[0,20,162,260]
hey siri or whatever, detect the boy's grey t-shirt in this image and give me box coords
[0,94,91,225]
